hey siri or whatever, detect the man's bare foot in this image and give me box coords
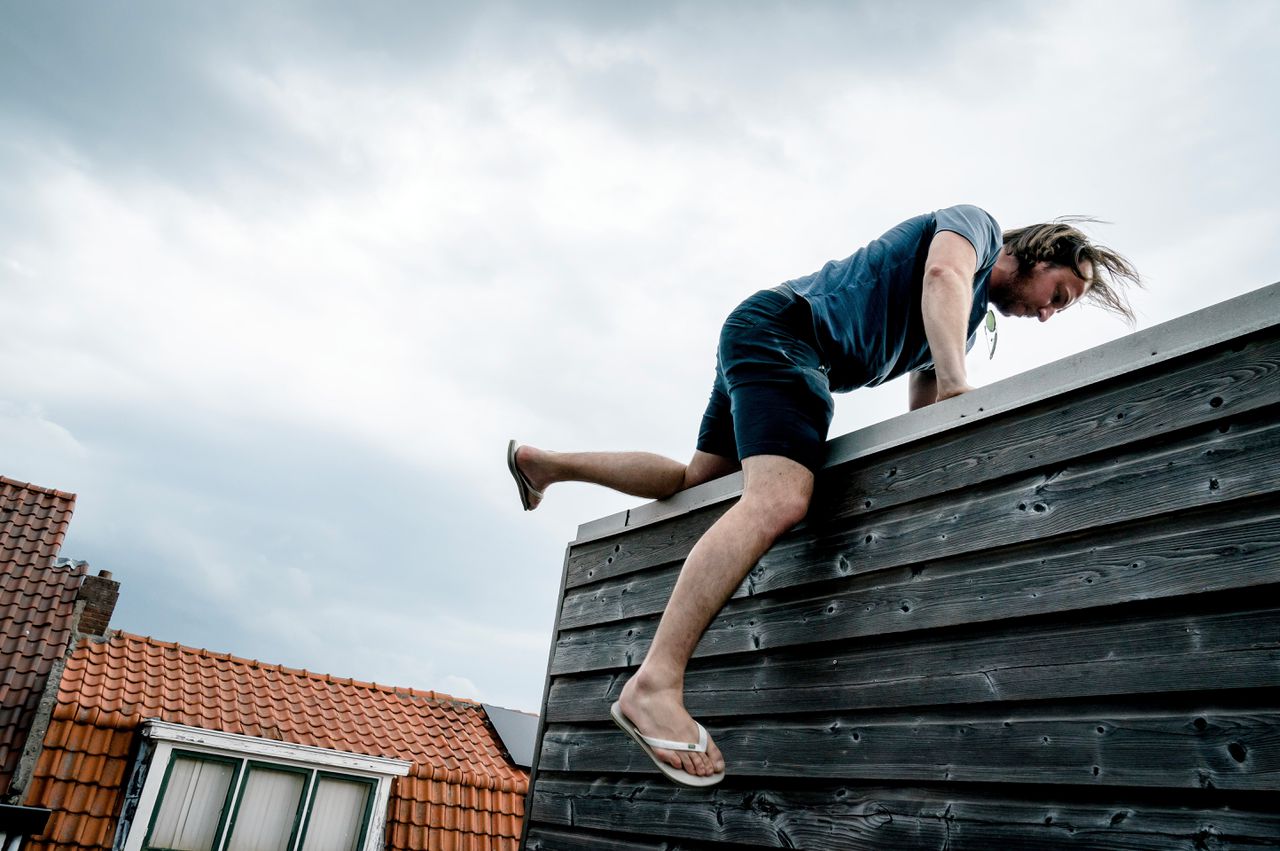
[618,671,724,778]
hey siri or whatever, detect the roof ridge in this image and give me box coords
[0,474,78,502]
[1,560,88,577]
[113,632,483,707]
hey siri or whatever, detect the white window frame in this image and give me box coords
[123,720,411,851]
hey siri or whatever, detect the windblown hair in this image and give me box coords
[1002,218,1143,326]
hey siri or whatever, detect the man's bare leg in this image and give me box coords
[617,454,814,778]
[513,445,739,509]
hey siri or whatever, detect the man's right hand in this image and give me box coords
[910,370,976,409]
[936,381,976,402]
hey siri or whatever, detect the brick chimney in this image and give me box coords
[76,568,119,636]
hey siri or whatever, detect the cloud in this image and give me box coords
[3,0,1278,714]
[0,403,90,484]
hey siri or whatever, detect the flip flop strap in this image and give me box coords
[519,472,545,500]
[512,459,544,500]
[639,723,708,754]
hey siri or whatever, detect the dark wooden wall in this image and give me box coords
[521,286,1280,851]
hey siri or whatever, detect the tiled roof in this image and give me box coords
[0,477,76,570]
[1,476,80,797]
[25,633,529,851]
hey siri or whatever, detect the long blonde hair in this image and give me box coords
[1003,218,1143,325]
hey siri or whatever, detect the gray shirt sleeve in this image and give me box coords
[934,204,1002,269]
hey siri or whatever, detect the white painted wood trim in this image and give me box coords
[122,740,172,851]
[141,720,411,775]
[360,776,395,851]
[122,721,410,851]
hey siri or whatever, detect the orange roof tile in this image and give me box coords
[1,476,80,796]
[25,633,529,851]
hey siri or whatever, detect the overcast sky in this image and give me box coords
[3,1,1277,713]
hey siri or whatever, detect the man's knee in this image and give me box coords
[772,489,812,532]
[739,455,814,535]
[741,485,811,537]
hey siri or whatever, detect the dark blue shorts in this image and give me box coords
[696,286,834,472]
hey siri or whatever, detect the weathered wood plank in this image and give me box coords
[537,708,1280,790]
[550,503,1280,674]
[815,331,1280,524]
[565,335,1280,588]
[563,408,1280,604]
[783,412,1277,585]
[525,825,711,851]
[564,501,732,591]
[545,605,1280,723]
[556,491,1280,633]
[530,778,1280,850]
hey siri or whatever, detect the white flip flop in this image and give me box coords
[507,440,544,511]
[610,701,725,788]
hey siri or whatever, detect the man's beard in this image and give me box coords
[989,267,1033,317]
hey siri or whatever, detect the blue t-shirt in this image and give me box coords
[785,205,1002,392]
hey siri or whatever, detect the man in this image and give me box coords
[507,205,1141,786]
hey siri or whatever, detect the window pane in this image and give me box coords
[300,778,370,851]
[225,767,307,851]
[149,757,235,851]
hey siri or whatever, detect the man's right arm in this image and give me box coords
[920,231,978,401]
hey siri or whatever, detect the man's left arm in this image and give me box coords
[909,368,937,411]
[919,231,978,403]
